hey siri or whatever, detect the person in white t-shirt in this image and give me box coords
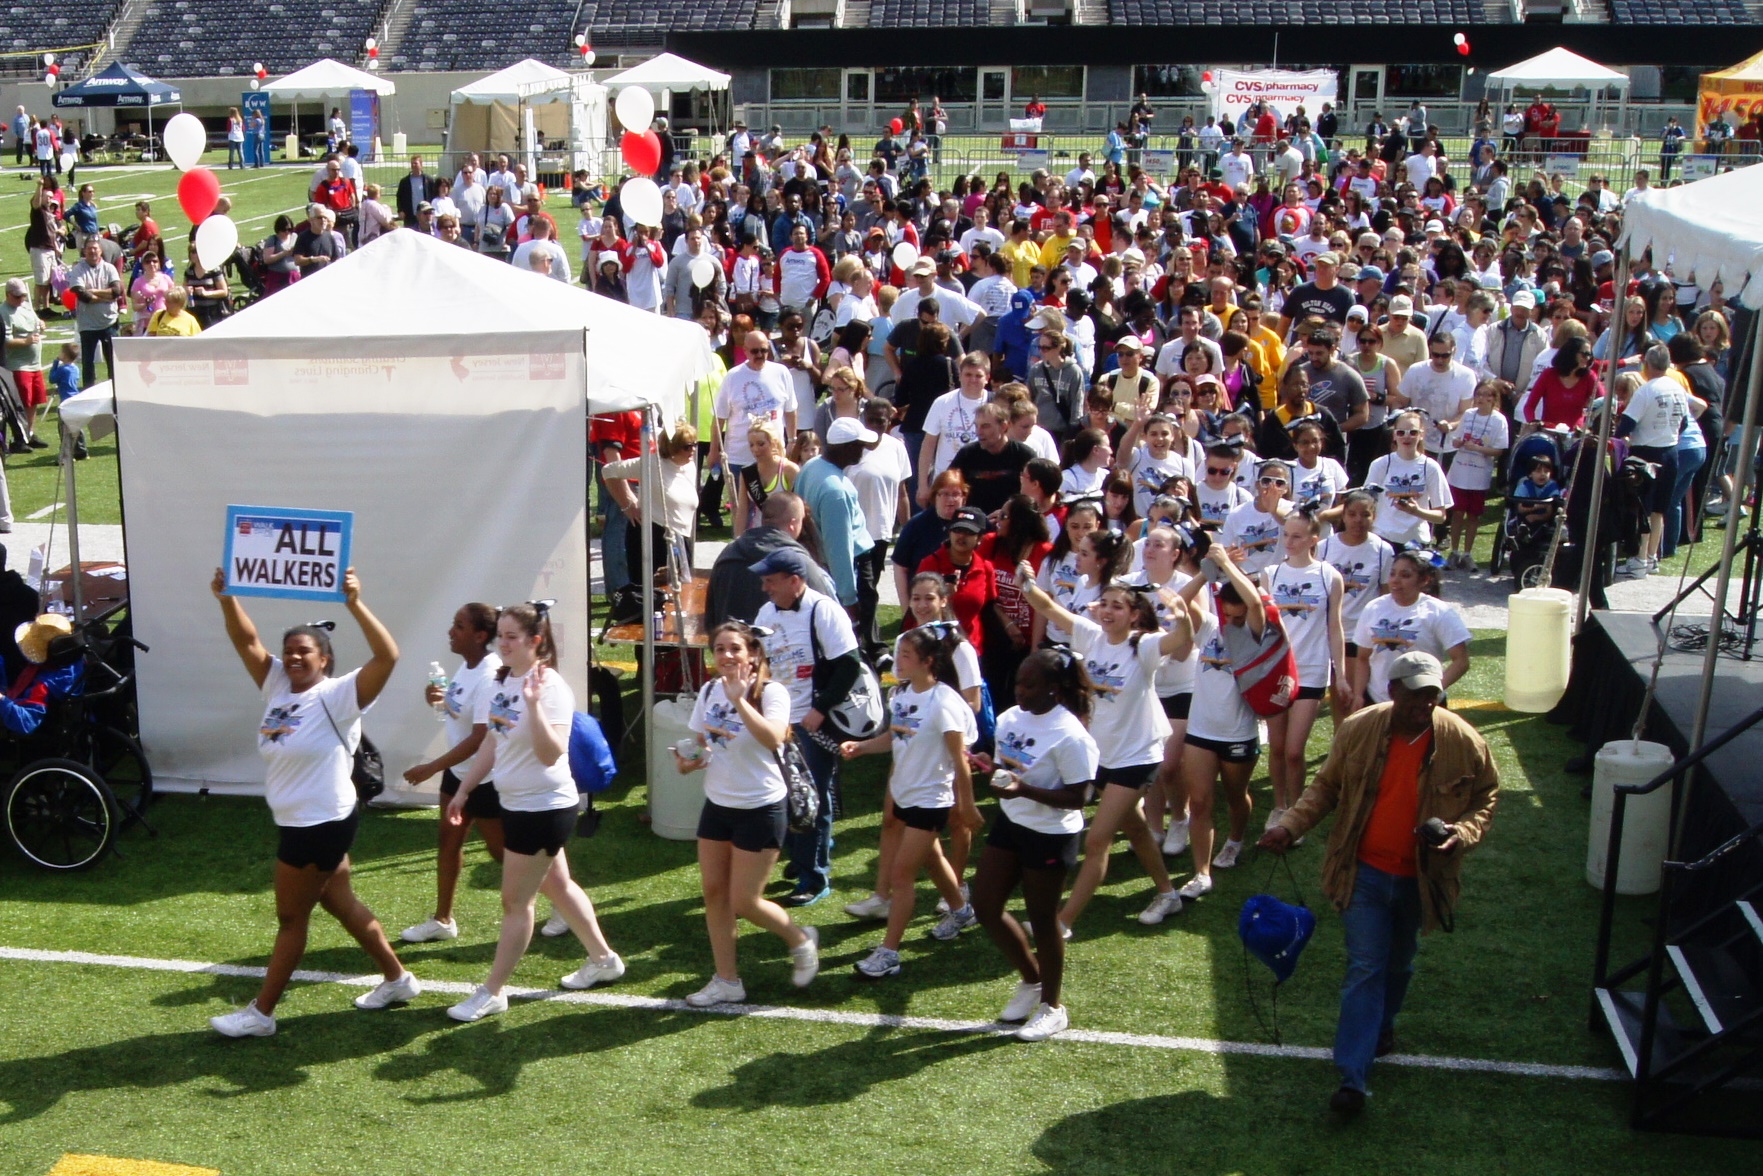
[1395,340,1477,452]
[1317,490,1395,718]
[1017,572,1192,931]
[1352,551,1470,706]
[841,627,980,978]
[208,566,416,1038]
[1442,381,1509,572]
[1260,512,1346,827]
[918,370,989,492]
[1220,459,1294,576]
[445,604,625,1022]
[971,647,1102,1042]
[672,621,822,1007]
[1364,411,1452,547]
[712,333,798,477]
[399,602,505,944]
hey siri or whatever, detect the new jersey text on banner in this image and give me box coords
[224,506,354,602]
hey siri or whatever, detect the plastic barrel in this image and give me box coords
[646,697,702,841]
[1504,587,1573,712]
[1586,740,1677,895]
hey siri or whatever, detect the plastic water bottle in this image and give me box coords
[427,661,449,722]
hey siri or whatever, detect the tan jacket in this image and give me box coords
[1278,703,1499,932]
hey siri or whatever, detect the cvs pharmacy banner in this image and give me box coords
[1210,69,1338,126]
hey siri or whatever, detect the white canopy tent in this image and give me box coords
[70,232,711,798]
[1485,47,1630,130]
[602,52,731,137]
[262,58,398,157]
[446,59,608,178]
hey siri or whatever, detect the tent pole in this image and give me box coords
[639,403,657,822]
[62,422,83,619]
[1574,246,1632,633]
[1690,308,1763,750]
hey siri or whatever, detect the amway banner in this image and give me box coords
[1210,69,1338,127]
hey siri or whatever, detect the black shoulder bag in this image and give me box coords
[318,694,385,803]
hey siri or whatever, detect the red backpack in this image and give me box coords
[1216,590,1299,717]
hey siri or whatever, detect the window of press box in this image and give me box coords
[770,68,842,101]
[1133,66,1207,99]
[1384,64,1463,99]
[874,67,979,104]
[1012,66,1085,100]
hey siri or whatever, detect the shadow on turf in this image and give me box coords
[691,1025,1013,1109]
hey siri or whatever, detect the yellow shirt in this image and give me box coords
[1038,232,1079,272]
[146,309,202,337]
[1003,239,1041,289]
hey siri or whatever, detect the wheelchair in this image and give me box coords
[2,609,154,871]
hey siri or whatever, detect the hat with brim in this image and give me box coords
[1389,649,1445,693]
[826,417,879,445]
[16,613,73,665]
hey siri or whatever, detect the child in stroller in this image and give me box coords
[1499,446,1566,588]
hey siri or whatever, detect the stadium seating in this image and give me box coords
[1108,0,1482,21]
[872,0,989,24]
[2,0,119,74]
[125,0,382,76]
[562,0,762,51]
[1609,0,1750,20]
[395,0,578,70]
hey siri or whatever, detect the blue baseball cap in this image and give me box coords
[749,548,812,579]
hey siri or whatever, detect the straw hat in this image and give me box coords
[16,613,73,665]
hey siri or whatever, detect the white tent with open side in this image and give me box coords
[601,52,730,94]
[95,231,713,798]
[1484,46,1631,91]
[262,57,397,98]
[445,59,608,179]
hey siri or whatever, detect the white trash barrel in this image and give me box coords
[1505,587,1574,712]
[646,697,702,841]
[392,131,408,156]
[1586,740,1677,894]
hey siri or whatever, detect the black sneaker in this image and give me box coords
[1329,1086,1366,1116]
[6,442,29,455]
[26,436,47,449]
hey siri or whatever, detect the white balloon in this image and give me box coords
[252,61,264,73]
[621,176,663,227]
[690,255,718,289]
[251,79,262,91]
[195,214,239,274]
[615,86,654,132]
[891,241,919,271]
[162,112,207,171]
[574,33,586,46]
[583,49,596,66]
[58,150,75,171]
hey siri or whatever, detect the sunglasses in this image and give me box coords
[747,348,770,356]
[1038,343,1059,352]
[1259,476,1288,487]
[1395,428,1422,436]
[1205,466,1234,477]
[1430,351,1454,359]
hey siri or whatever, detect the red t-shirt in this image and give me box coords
[914,547,997,655]
[1357,728,1431,878]
[590,411,644,463]
[977,536,1053,630]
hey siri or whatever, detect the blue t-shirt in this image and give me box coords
[48,359,79,400]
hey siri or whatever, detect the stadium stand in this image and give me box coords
[563,0,762,51]
[124,0,382,76]
[1609,0,1751,20]
[1107,0,1483,20]
[872,0,989,24]
[397,0,581,71]
[1,0,121,74]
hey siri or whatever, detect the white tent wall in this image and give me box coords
[110,332,590,796]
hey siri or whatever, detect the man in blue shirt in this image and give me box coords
[11,106,26,166]
[793,417,877,610]
[769,192,816,256]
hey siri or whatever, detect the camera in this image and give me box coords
[1418,817,1455,848]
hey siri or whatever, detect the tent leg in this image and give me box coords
[62,422,82,619]
[640,405,656,823]
[1574,247,1632,633]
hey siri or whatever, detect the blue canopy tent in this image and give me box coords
[51,62,183,154]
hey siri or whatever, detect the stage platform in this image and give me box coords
[1553,610,1763,891]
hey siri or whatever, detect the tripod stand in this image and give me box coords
[1654,453,1763,661]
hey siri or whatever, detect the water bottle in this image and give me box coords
[427,661,449,722]
[652,610,666,641]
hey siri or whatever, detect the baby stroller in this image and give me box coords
[1490,427,1570,588]
[225,243,267,312]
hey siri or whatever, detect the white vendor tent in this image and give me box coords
[96,231,712,798]
[602,52,730,94]
[262,58,397,98]
[1484,46,1630,91]
[446,59,608,178]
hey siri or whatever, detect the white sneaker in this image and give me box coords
[1618,557,1650,578]
[210,1000,276,1037]
[930,904,978,941]
[843,893,892,920]
[539,912,572,938]
[1000,980,1043,1023]
[789,926,820,988]
[447,985,508,1023]
[1177,874,1214,900]
[685,975,747,1007]
[353,970,421,1010]
[1461,555,1479,575]
[1162,819,1190,856]
[1212,839,1243,869]
[1263,808,1287,835]
[854,945,902,979]
[400,916,459,943]
[1021,919,1073,942]
[1137,890,1184,925]
[1016,1002,1070,1042]
[935,884,971,916]
[561,952,626,990]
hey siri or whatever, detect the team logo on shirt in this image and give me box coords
[1295,471,1334,504]
[1239,519,1283,553]
[1084,655,1128,698]
[702,700,743,748]
[487,690,523,736]
[1331,557,1379,595]
[996,729,1039,772]
[890,696,925,741]
[444,681,467,720]
[1382,467,1426,506]
[1365,616,1421,651]
[1272,578,1323,616]
[260,703,303,743]
[1199,632,1232,671]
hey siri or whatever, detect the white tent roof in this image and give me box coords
[1485,46,1629,90]
[450,58,578,105]
[603,52,730,93]
[262,58,396,98]
[1623,166,1763,307]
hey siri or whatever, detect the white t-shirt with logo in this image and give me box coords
[1187,612,1259,745]
[1264,559,1342,686]
[887,681,978,809]
[1221,500,1289,576]
[475,667,577,812]
[690,678,791,808]
[1444,408,1510,492]
[756,587,860,722]
[1196,479,1251,525]
[1354,593,1471,703]
[1292,457,1349,509]
[1127,446,1195,517]
[923,390,987,474]
[1320,532,1395,634]
[1130,569,1200,697]
[715,361,796,467]
[994,703,1099,835]
[1624,376,1691,450]
[1070,613,1169,769]
[1366,452,1452,546]
[1035,554,1098,646]
[257,660,365,828]
[442,653,502,749]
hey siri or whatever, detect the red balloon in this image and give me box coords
[889,117,904,135]
[61,288,77,312]
[368,47,378,58]
[177,167,221,225]
[1457,41,1470,56]
[1202,70,1213,83]
[621,129,661,175]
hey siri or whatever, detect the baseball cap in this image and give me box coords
[825,417,879,445]
[1424,219,1446,235]
[1478,272,1503,290]
[1511,289,1537,309]
[1388,294,1414,316]
[1389,650,1445,693]
[1359,265,1385,282]
[909,257,936,277]
[748,548,812,579]
[1591,249,1615,268]
[948,506,989,534]
[417,201,434,213]
[1114,333,1145,352]
[1313,251,1340,267]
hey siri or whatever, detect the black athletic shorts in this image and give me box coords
[501,806,576,856]
[893,802,952,832]
[1160,692,1193,721]
[439,768,503,820]
[1295,684,1327,702]
[986,808,1080,872]
[1344,641,1361,659]
[1096,761,1157,791]
[277,806,360,871]
[1184,733,1261,765]
[697,798,788,853]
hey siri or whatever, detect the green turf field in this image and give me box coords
[0,630,1755,1175]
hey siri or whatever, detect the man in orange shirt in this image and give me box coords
[1260,651,1499,1116]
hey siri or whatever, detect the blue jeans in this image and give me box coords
[1661,444,1706,559]
[1335,861,1422,1093]
[598,464,632,592]
[901,429,926,489]
[783,722,838,895]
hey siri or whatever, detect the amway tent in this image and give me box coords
[446,58,608,177]
[99,231,713,796]
[1697,50,1763,140]
[51,61,181,142]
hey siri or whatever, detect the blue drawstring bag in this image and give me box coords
[1239,893,1317,984]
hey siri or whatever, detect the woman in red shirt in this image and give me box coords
[978,494,1054,697]
[1521,335,1601,431]
[916,506,997,655]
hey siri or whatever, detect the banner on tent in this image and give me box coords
[224,506,354,602]
[1209,69,1337,125]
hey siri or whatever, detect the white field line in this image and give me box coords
[0,166,305,234]
[0,944,1624,1082]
